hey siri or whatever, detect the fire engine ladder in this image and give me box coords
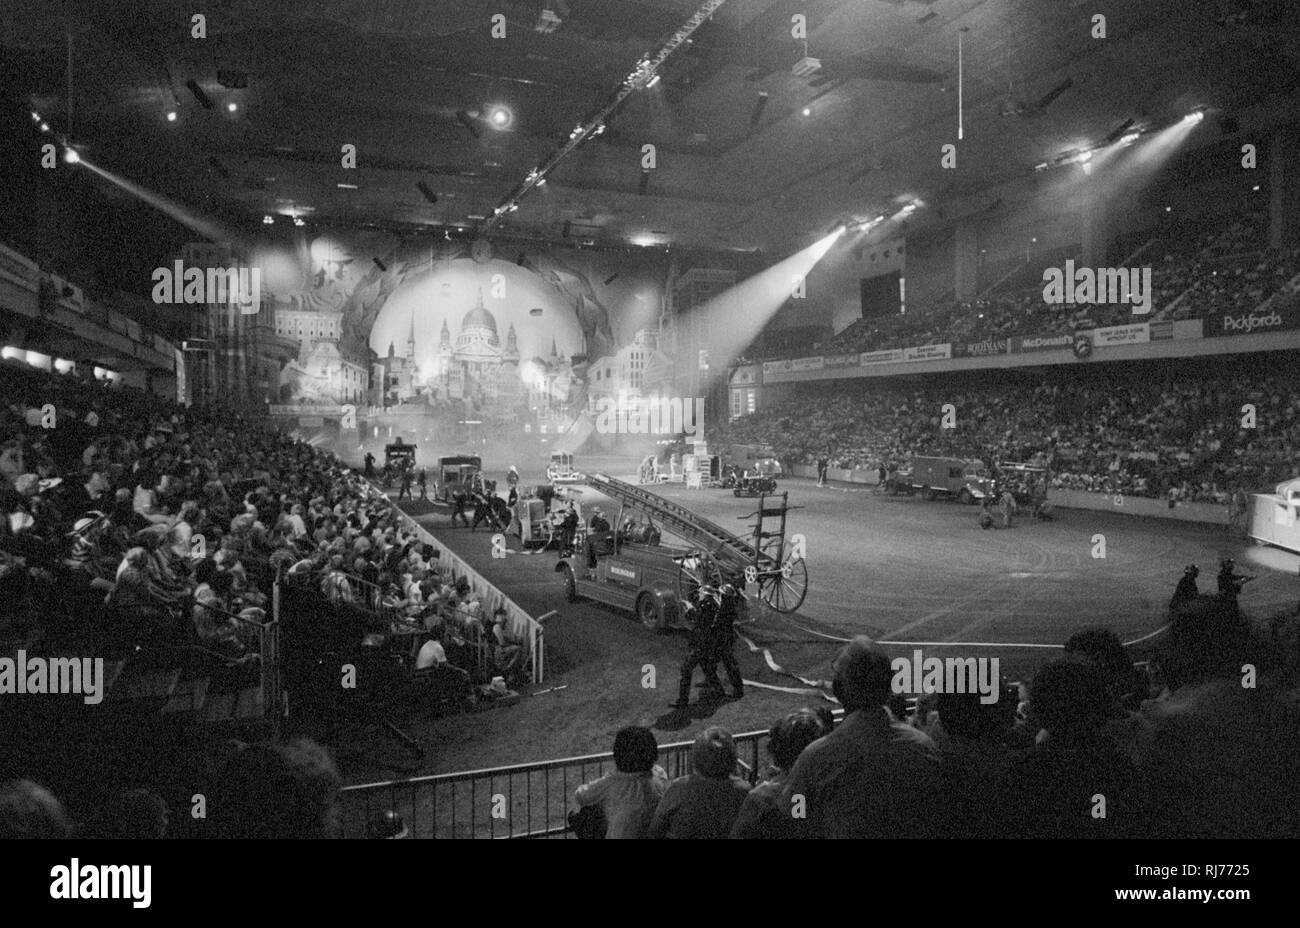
[750,493,791,565]
[585,474,759,572]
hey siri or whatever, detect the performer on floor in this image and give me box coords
[706,584,745,700]
[1170,564,1199,612]
[417,468,428,501]
[674,586,725,710]
[398,467,413,500]
[450,488,472,528]
[363,452,376,478]
[1217,557,1254,605]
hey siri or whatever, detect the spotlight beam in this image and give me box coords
[77,157,250,248]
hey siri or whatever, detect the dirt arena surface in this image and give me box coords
[341,458,1300,784]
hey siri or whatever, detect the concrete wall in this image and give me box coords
[789,465,1227,525]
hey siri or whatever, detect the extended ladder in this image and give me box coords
[585,473,758,571]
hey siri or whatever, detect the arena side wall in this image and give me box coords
[788,465,1229,525]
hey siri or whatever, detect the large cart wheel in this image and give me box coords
[759,555,808,614]
[561,564,578,603]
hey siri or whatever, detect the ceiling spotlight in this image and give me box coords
[1034,161,1049,172]
[1165,206,1172,212]
[536,177,547,188]
[337,182,358,189]
[63,148,80,164]
[487,105,512,129]
[1077,150,1092,163]
[901,203,917,214]
[30,111,40,121]
[1119,132,1140,145]
[1183,110,1204,124]
[39,122,50,132]
[801,106,812,117]
[646,74,661,88]
[166,110,178,122]
[293,217,305,227]
[227,102,238,113]
[262,215,274,224]
[1253,184,1260,191]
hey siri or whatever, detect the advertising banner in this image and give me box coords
[824,353,862,369]
[1149,320,1174,341]
[902,343,952,362]
[1091,323,1150,346]
[861,349,905,365]
[951,338,1008,358]
[268,405,346,417]
[1009,333,1073,353]
[1203,302,1300,337]
[790,356,824,371]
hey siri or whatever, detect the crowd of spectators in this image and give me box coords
[800,211,1299,359]
[713,365,1300,501]
[571,596,1300,838]
[1,358,537,831]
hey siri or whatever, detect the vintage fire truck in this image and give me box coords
[556,474,808,629]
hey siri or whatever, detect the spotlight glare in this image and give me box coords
[227,102,238,113]
[801,107,811,117]
[293,217,305,227]
[536,177,547,187]
[646,74,661,88]
[488,105,512,129]
[166,110,178,122]
[1183,110,1203,124]
[1119,132,1140,145]
[39,122,50,132]
[1253,184,1260,192]
[63,148,79,164]
[263,215,275,224]
[31,111,40,121]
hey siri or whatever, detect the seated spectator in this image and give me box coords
[997,657,1138,838]
[0,779,72,838]
[573,726,670,839]
[648,727,751,839]
[926,688,1018,837]
[730,708,828,839]
[208,739,342,839]
[1132,599,1300,838]
[81,788,170,839]
[779,637,948,838]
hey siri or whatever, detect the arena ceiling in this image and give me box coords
[5,0,1300,253]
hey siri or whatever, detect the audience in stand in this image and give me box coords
[647,727,751,839]
[713,366,1300,502]
[728,708,827,839]
[573,726,670,839]
[779,637,948,838]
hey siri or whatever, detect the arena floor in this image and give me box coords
[343,458,1300,783]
